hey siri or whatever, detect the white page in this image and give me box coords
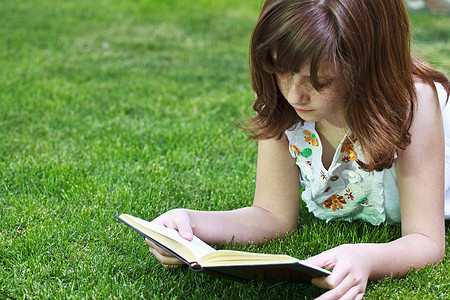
[127,215,216,260]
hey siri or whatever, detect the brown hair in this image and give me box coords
[247,0,450,171]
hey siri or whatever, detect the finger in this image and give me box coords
[336,285,365,300]
[145,238,170,256]
[148,245,185,266]
[355,292,364,300]
[311,276,331,290]
[312,259,351,290]
[146,238,184,265]
[315,285,365,300]
[314,271,366,300]
[173,222,193,241]
[155,212,194,241]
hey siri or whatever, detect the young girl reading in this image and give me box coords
[147,0,449,299]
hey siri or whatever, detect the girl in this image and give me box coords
[147,0,450,299]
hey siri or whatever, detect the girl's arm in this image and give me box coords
[148,135,301,265]
[307,82,445,299]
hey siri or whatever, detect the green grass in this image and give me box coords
[0,0,449,299]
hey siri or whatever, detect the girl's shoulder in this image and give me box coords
[413,79,441,107]
[412,79,444,122]
[398,80,443,161]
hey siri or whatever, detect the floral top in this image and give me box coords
[285,122,401,225]
[286,83,449,223]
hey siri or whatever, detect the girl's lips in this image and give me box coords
[294,107,314,113]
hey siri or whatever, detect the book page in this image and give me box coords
[199,250,297,266]
[200,250,331,275]
[120,214,216,263]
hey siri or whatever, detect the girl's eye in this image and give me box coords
[319,79,334,87]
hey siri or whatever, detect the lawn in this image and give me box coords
[0,0,449,299]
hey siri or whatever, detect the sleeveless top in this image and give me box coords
[285,82,449,225]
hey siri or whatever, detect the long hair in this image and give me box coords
[247,0,450,171]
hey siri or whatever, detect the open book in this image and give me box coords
[116,214,331,283]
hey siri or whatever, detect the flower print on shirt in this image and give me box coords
[303,130,319,147]
[344,189,354,200]
[320,170,328,181]
[342,156,350,163]
[341,137,358,161]
[348,150,357,161]
[284,121,394,225]
[324,194,346,211]
[290,144,300,157]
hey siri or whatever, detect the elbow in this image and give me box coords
[426,234,445,265]
[253,227,297,246]
[433,232,445,263]
[273,210,299,240]
[251,205,298,243]
[275,220,298,240]
[426,235,445,265]
[429,246,445,269]
[435,242,445,263]
[254,218,298,246]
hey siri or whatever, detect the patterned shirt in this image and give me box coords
[285,122,401,225]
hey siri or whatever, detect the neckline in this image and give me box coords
[309,122,350,172]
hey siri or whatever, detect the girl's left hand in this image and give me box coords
[305,244,371,300]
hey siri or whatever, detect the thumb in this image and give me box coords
[155,209,195,241]
[174,221,194,241]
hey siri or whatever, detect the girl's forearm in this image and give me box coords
[183,209,445,280]
[366,233,444,280]
[184,206,296,245]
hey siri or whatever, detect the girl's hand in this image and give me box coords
[305,244,371,300]
[145,209,194,268]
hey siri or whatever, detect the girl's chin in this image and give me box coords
[296,112,321,122]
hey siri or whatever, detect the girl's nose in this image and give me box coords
[287,86,310,105]
[296,93,310,104]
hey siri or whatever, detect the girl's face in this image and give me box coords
[275,63,346,125]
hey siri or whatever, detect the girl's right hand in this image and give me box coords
[145,209,194,268]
